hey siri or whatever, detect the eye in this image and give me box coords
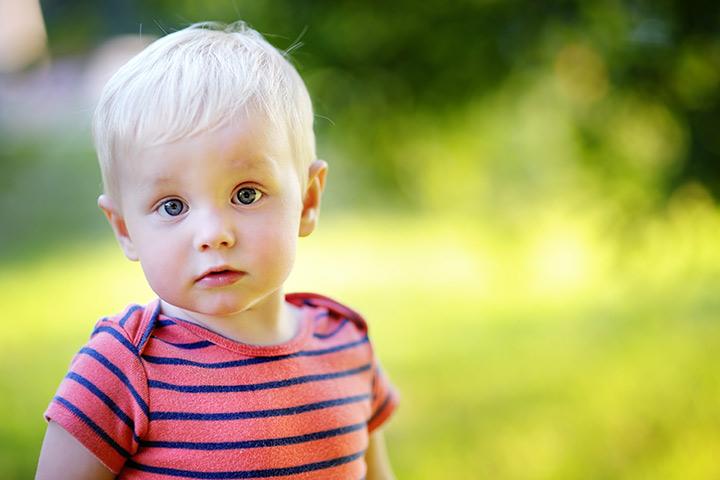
[158,198,187,217]
[233,187,263,206]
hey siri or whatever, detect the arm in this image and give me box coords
[365,428,396,480]
[36,421,115,480]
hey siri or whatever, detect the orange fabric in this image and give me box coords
[45,293,398,479]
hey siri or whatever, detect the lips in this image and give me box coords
[195,267,245,287]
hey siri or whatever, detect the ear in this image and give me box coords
[299,159,328,237]
[98,194,139,261]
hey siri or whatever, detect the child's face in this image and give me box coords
[100,113,325,318]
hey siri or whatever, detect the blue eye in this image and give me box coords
[159,199,187,217]
[233,187,262,205]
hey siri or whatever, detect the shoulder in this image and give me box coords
[286,292,368,334]
[45,303,155,472]
[89,300,162,355]
[72,301,160,387]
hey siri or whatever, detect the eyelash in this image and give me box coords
[155,187,264,218]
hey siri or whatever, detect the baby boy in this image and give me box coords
[36,21,398,480]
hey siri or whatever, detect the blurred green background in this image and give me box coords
[2,1,720,478]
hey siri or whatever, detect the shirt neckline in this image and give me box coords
[155,296,314,357]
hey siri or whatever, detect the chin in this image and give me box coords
[195,297,253,317]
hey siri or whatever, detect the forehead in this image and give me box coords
[120,115,295,188]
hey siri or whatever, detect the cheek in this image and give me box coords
[133,230,186,294]
[254,224,297,267]
[251,210,300,273]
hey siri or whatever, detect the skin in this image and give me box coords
[35,113,396,479]
[104,116,318,344]
[365,428,397,480]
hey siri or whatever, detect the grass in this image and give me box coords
[2,212,720,479]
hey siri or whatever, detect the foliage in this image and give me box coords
[38,0,720,205]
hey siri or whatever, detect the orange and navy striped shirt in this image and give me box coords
[44,292,398,479]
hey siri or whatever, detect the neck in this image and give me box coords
[159,290,301,346]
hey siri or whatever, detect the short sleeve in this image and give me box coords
[44,319,150,474]
[367,356,399,433]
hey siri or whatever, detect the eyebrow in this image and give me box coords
[227,157,284,185]
[146,176,175,186]
[136,175,178,192]
[231,155,281,176]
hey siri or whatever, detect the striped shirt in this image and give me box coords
[44,292,398,479]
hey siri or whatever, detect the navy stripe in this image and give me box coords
[148,363,371,393]
[141,336,369,368]
[152,337,214,350]
[89,317,109,338]
[301,336,369,357]
[140,422,365,450]
[119,305,142,327]
[65,372,139,442]
[368,391,393,425]
[156,319,176,328]
[137,302,161,351]
[80,347,149,417]
[125,449,365,478]
[93,326,138,356]
[142,353,278,368]
[150,393,370,421]
[53,396,130,458]
[314,318,349,339]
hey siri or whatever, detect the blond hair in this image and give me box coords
[93,21,316,203]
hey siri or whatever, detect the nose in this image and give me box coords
[193,208,236,251]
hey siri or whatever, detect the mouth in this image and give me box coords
[195,267,246,287]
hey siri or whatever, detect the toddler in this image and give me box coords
[36,21,398,480]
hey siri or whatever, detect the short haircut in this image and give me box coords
[93,21,316,204]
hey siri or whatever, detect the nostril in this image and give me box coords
[195,228,235,250]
